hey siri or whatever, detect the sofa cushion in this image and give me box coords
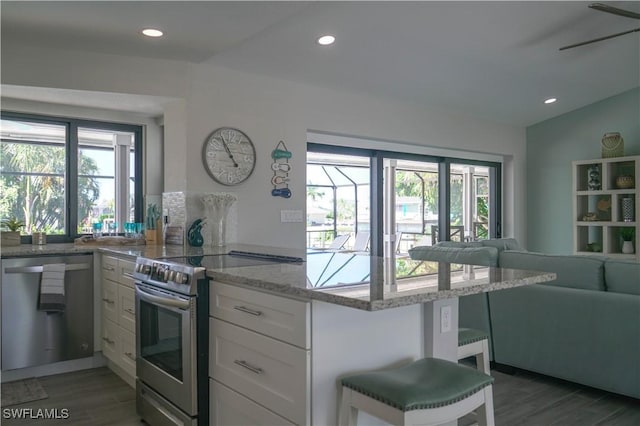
[434,241,483,248]
[604,259,640,295]
[480,238,522,252]
[499,250,605,291]
[409,245,498,266]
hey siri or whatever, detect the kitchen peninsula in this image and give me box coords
[2,243,555,425]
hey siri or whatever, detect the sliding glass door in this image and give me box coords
[307,144,502,261]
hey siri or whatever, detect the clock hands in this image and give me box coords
[220,134,239,168]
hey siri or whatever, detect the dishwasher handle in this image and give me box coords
[4,263,91,274]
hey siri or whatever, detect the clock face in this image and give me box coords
[202,127,256,185]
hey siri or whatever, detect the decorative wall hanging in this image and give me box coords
[271,140,292,198]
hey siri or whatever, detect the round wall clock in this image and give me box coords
[202,127,256,185]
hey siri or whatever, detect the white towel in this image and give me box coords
[39,264,66,312]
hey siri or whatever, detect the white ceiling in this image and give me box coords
[1,1,639,126]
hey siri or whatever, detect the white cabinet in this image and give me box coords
[210,379,295,426]
[209,281,310,425]
[573,156,639,260]
[100,254,137,386]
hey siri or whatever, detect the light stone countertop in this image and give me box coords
[203,250,557,311]
[2,243,556,311]
[0,243,189,260]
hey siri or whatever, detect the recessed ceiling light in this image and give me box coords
[142,28,163,38]
[317,35,336,46]
[544,98,557,104]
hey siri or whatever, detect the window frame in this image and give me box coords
[1,111,143,243]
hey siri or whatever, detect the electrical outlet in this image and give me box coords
[441,305,452,333]
[280,210,303,223]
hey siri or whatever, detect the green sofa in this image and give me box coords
[408,240,640,399]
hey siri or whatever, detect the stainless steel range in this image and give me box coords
[134,256,208,426]
[134,251,304,426]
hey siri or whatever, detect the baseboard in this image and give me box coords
[1,353,107,383]
[491,362,516,375]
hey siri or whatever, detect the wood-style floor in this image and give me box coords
[2,366,639,425]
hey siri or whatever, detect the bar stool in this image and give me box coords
[338,357,495,426]
[458,328,491,375]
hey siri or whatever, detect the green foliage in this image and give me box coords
[307,186,325,201]
[619,228,635,241]
[0,142,101,233]
[395,171,464,225]
[1,217,25,232]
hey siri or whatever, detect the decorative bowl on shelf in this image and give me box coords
[615,175,634,189]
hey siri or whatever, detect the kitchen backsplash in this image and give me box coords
[162,191,238,246]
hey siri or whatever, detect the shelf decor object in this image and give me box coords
[587,165,601,190]
[573,155,639,260]
[622,197,634,222]
[202,192,237,246]
[616,175,634,189]
[601,132,624,158]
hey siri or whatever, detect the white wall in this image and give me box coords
[1,45,527,249]
[187,65,526,248]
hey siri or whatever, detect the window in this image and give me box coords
[307,144,501,259]
[1,112,142,242]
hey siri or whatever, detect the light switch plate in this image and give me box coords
[281,210,303,223]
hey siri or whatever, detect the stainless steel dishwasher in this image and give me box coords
[1,254,94,371]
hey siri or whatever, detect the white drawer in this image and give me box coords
[119,329,136,378]
[102,279,118,324]
[210,281,310,349]
[210,379,295,426]
[102,255,118,282]
[118,259,136,288]
[210,318,309,425]
[118,285,136,333]
[102,318,119,362]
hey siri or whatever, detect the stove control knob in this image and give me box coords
[175,272,188,284]
[168,270,177,282]
[162,269,171,282]
[142,265,151,274]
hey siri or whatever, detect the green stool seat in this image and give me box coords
[458,327,489,346]
[341,358,494,412]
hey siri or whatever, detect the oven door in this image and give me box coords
[135,282,197,417]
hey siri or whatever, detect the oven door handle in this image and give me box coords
[135,286,190,310]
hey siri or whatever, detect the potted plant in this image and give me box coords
[1,217,25,246]
[620,228,635,254]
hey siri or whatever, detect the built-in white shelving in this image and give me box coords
[572,156,639,261]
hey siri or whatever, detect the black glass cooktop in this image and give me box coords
[162,250,304,269]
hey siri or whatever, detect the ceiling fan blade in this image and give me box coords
[589,3,640,20]
[559,27,640,50]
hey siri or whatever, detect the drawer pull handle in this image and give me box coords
[233,305,263,316]
[102,298,115,304]
[124,352,135,360]
[124,308,135,315]
[104,266,115,271]
[102,337,115,344]
[234,360,263,375]
[122,272,135,279]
